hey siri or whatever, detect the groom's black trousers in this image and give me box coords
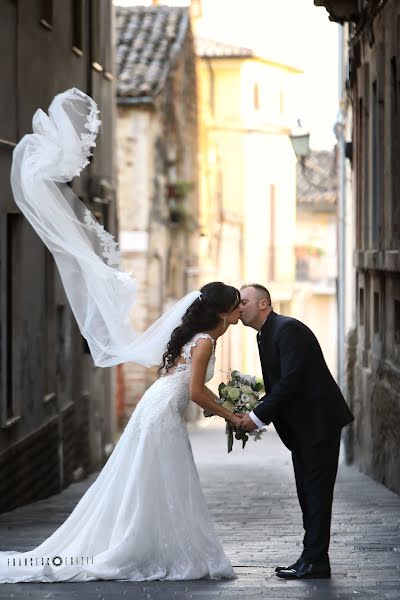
[291,431,341,564]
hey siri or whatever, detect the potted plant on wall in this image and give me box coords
[167,180,196,228]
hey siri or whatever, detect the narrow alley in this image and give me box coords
[0,422,399,599]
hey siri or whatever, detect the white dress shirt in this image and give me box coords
[249,411,266,429]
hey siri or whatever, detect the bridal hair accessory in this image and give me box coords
[11,88,201,368]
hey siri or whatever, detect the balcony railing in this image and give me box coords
[295,251,337,284]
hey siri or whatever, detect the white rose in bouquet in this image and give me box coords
[241,385,254,395]
[226,386,241,401]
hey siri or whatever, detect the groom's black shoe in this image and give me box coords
[276,558,331,579]
[275,558,302,573]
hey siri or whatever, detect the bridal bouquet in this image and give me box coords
[204,370,266,453]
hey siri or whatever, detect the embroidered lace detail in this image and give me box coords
[71,93,120,268]
[130,380,188,435]
[72,88,101,178]
[131,333,215,434]
[115,270,133,283]
[160,333,215,378]
[181,333,214,362]
[83,209,121,267]
[172,363,191,375]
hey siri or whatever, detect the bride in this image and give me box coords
[0,282,241,583]
[0,89,241,582]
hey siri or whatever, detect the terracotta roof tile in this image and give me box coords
[296,149,338,206]
[195,37,254,59]
[116,6,189,99]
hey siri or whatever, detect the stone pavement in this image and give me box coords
[0,420,399,600]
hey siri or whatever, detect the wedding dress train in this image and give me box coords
[0,333,235,582]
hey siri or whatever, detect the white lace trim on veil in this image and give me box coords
[11,88,200,368]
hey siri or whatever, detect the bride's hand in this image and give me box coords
[228,414,242,429]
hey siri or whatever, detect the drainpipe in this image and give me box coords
[334,24,346,391]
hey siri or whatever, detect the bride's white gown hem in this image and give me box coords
[0,333,236,583]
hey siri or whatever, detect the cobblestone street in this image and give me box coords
[0,421,399,600]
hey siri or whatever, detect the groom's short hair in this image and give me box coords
[240,283,271,305]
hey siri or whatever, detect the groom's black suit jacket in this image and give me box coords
[253,311,354,450]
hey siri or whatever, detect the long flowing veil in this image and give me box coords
[11,88,199,368]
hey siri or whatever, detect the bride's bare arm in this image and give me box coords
[204,386,221,403]
[189,338,240,426]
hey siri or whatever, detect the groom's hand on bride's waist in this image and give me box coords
[236,413,258,432]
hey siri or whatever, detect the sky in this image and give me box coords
[115,0,339,150]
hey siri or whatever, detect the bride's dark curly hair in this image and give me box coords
[159,282,240,374]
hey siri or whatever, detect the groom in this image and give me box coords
[237,284,354,579]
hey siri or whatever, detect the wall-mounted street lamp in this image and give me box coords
[289,119,310,166]
[289,119,327,191]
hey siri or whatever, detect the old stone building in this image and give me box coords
[195,34,302,381]
[116,6,199,419]
[317,0,400,493]
[0,1,117,513]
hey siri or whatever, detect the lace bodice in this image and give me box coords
[130,332,216,431]
[162,332,216,382]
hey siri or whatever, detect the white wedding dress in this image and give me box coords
[4,88,235,583]
[0,333,235,583]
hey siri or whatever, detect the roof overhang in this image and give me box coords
[314,0,359,24]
